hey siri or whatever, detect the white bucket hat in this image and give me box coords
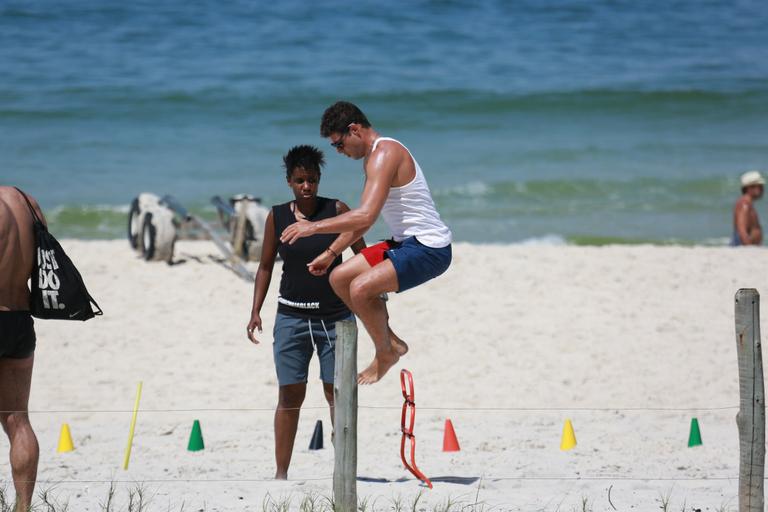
[741,170,766,188]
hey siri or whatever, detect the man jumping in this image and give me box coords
[280,101,452,384]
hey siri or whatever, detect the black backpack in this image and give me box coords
[15,188,103,321]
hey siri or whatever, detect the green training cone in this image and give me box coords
[687,417,702,447]
[188,419,205,451]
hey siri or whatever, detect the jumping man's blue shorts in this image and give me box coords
[359,236,451,293]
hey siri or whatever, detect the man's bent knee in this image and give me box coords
[330,265,366,302]
[349,276,380,307]
[329,266,347,295]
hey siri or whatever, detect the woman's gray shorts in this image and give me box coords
[272,312,354,386]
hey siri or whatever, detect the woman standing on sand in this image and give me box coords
[246,145,365,479]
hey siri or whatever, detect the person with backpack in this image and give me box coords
[0,186,45,511]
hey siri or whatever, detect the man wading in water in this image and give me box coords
[732,170,765,246]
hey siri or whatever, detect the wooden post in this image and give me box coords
[333,320,357,512]
[735,288,765,512]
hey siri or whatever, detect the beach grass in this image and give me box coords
[0,481,741,511]
[0,482,509,512]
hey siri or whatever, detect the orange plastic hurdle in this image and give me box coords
[400,369,433,489]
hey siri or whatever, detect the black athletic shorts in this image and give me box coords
[0,311,36,359]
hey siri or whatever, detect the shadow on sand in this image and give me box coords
[357,476,480,485]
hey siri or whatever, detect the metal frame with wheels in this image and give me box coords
[127,193,177,264]
[127,192,256,281]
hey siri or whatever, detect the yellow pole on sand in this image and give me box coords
[123,381,143,470]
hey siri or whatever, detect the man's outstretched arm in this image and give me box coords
[307,202,368,276]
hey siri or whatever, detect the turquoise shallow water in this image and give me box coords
[2,0,767,244]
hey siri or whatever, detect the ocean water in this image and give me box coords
[2,0,767,244]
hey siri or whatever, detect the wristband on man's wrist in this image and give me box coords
[326,247,339,258]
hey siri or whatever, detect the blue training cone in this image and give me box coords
[309,420,323,450]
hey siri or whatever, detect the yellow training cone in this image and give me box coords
[560,419,577,451]
[57,423,74,453]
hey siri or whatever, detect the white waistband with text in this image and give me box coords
[278,297,320,310]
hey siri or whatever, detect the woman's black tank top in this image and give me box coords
[272,197,349,321]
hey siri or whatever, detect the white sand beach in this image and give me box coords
[1,240,765,511]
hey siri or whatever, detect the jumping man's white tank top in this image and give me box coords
[373,137,452,248]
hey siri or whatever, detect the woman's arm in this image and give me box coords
[247,211,278,343]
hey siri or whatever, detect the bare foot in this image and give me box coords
[389,328,409,356]
[358,349,400,385]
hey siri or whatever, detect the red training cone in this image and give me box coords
[442,419,460,452]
